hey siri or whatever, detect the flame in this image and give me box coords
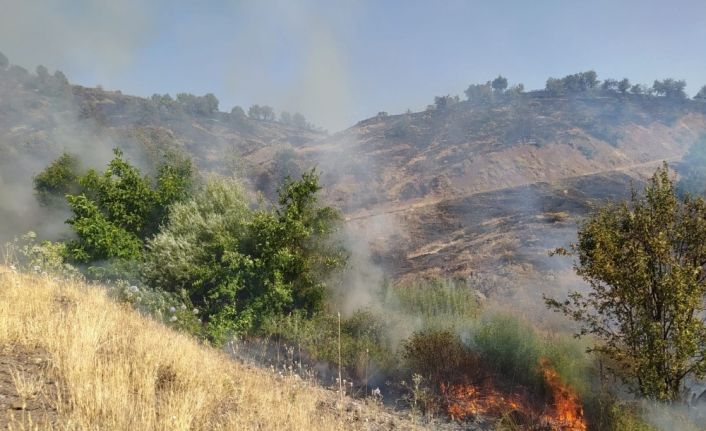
[441,358,587,430]
[538,358,587,431]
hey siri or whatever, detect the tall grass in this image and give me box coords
[0,267,422,430]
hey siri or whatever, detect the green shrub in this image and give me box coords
[145,171,346,344]
[33,152,81,206]
[387,278,481,330]
[261,310,396,381]
[472,313,591,397]
[42,149,195,277]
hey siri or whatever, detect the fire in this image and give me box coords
[538,358,587,431]
[441,358,587,430]
[442,381,527,420]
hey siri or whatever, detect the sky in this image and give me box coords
[1,0,706,131]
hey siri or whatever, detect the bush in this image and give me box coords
[33,152,82,206]
[55,149,193,274]
[261,310,396,381]
[145,171,345,343]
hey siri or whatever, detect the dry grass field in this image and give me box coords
[0,267,425,430]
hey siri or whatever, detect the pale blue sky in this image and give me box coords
[2,0,705,130]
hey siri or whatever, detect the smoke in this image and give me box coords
[225,0,361,131]
[0,65,159,243]
[0,0,153,83]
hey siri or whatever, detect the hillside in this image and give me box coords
[0,65,323,242]
[3,64,706,289]
[295,94,706,286]
[0,267,432,430]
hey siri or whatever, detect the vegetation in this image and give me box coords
[548,164,706,401]
[695,85,706,100]
[53,149,193,277]
[33,152,82,206]
[0,267,402,430]
[248,104,276,121]
[492,75,508,93]
[652,78,687,99]
[545,70,599,95]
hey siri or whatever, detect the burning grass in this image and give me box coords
[439,357,587,429]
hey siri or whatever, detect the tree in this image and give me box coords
[491,75,508,93]
[230,105,246,119]
[176,93,219,116]
[557,71,599,93]
[652,79,687,99]
[694,85,706,100]
[59,149,193,272]
[33,152,82,206]
[464,81,493,101]
[260,105,276,121]
[35,65,49,81]
[545,77,565,96]
[547,164,706,401]
[144,171,346,343]
[618,78,631,94]
[630,84,645,95]
[506,83,524,97]
[601,79,619,92]
[53,70,69,86]
[0,51,8,69]
[280,111,292,125]
[434,95,459,110]
[292,112,308,129]
[248,104,262,119]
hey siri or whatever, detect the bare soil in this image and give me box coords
[0,345,58,429]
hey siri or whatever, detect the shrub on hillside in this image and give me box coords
[145,171,346,343]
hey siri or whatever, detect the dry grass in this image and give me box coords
[0,268,420,430]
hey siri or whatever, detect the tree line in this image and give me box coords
[426,71,706,111]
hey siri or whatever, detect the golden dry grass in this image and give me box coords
[0,268,419,430]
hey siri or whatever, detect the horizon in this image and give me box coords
[2,0,706,131]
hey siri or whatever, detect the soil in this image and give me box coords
[0,345,58,429]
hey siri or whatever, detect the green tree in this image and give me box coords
[601,79,619,92]
[464,81,493,101]
[618,78,631,94]
[59,149,192,270]
[547,164,706,401]
[652,79,687,99]
[630,84,646,95]
[545,77,565,95]
[33,152,82,206]
[491,75,508,93]
[0,51,8,69]
[434,95,459,110]
[145,170,345,343]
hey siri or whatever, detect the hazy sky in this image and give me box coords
[2,0,705,130]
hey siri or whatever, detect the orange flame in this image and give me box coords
[538,358,587,431]
[441,358,587,430]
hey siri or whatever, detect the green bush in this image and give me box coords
[35,149,195,277]
[261,310,396,381]
[33,152,81,206]
[145,171,346,344]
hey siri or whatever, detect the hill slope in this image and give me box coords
[0,267,430,430]
[3,64,706,286]
[296,95,706,282]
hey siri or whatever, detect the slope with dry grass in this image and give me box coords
[0,267,429,430]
